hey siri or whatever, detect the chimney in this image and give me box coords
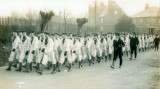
[108,0,115,14]
[145,3,149,10]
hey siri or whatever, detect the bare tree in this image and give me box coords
[10,11,20,18]
[39,10,55,32]
[76,18,88,34]
[60,7,73,33]
[26,9,35,26]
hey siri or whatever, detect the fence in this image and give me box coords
[0,16,95,34]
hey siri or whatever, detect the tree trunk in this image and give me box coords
[77,26,82,34]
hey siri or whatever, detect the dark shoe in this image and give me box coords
[79,64,83,68]
[23,70,29,73]
[96,60,99,62]
[33,66,38,69]
[66,65,69,68]
[6,62,12,71]
[57,70,61,72]
[110,66,114,69]
[16,69,21,72]
[51,71,56,74]
[6,68,11,71]
[92,62,94,64]
[130,58,132,60]
[36,71,42,75]
[67,69,72,72]
[45,67,50,70]
[16,63,22,72]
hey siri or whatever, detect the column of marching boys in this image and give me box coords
[6,31,158,75]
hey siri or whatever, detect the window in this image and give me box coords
[140,18,143,23]
[133,19,137,23]
[101,17,103,23]
[157,18,160,23]
[114,10,118,14]
[144,19,147,23]
[101,26,103,31]
[91,19,93,23]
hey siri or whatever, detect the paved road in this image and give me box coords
[0,50,159,89]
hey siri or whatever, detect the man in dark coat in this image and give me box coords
[130,32,139,60]
[154,35,160,51]
[111,33,125,69]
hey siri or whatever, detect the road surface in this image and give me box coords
[0,50,159,89]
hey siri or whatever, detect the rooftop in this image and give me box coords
[132,6,160,18]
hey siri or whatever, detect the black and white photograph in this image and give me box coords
[0,0,160,89]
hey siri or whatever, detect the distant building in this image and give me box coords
[132,4,160,35]
[88,0,125,33]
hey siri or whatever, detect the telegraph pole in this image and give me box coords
[94,0,97,31]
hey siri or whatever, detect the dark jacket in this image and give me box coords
[154,37,160,45]
[113,38,125,53]
[130,37,139,47]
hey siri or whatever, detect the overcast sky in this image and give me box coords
[0,0,159,17]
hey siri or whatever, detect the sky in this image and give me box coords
[0,0,159,17]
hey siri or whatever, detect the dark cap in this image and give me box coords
[132,32,136,34]
[115,33,120,36]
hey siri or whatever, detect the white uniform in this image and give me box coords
[142,35,145,49]
[108,37,113,55]
[66,38,72,63]
[19,36,30,62]
[59,38,71,64]
[125,36,130,51]
[121,37,125,52]
[91,41,97,57]
[71,40,77,62]
[96,38,102,57]
[81,43,87,60]
[101,38,107,56]
[9,35,20,62]
[86,37,92,60]
[37,37,45,63]
[27,36,39,63]
[53,38,60,62]
[144,36,148,48]
[42,37,56,65]
[138,36,142,49]
[75,40,82,61]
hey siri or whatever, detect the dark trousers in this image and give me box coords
[155,44,159,51]
[112,52,123,67]
[131,46,137,59]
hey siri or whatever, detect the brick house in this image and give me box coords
[88,0,125,33]
[132,4,160,35]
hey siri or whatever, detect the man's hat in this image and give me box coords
[115,33,120,36]
[21,30,26,32]
[132,32,136,34]
[37,32,42,34]
[44,32,49,35]
[62,33,67,35]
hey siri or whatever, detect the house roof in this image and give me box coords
[132,7,160,18]
[98,1,124,18]
[99,7,108,17]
